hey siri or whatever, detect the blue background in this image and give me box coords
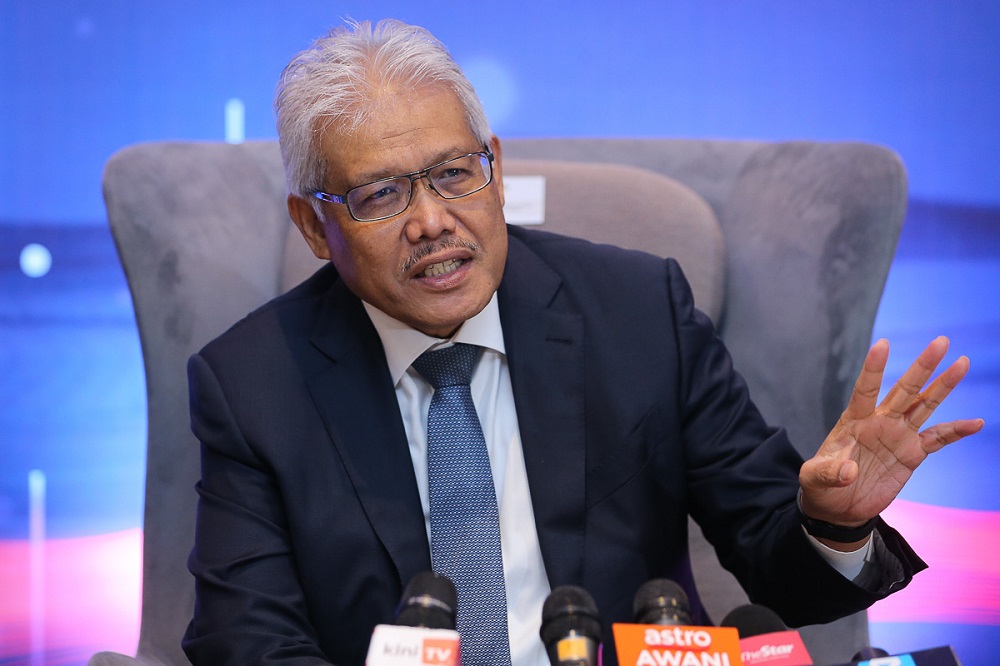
[2,2,998,664]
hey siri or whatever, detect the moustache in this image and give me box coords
[400,237,479,275]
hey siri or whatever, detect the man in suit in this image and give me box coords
[182,19,983,666]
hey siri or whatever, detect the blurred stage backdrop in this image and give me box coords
[1,2,998,664]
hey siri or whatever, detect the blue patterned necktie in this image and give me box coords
[412,343,511,666]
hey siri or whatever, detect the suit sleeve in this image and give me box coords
[182,352,334,665]
[663,259,925,625]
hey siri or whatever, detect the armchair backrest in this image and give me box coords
[502,140,904,663]
[91,138,905,665]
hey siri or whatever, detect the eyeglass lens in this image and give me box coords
[347,152,492,221]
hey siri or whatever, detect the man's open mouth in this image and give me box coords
[422,258,464,277]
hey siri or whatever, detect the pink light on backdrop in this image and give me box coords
[0,529,142,661]
[870,499,1000,625]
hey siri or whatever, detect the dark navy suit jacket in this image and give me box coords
[183,225,923,665]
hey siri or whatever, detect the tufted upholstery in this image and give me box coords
[89,138,906,665]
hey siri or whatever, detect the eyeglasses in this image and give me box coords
[311,149,495,222]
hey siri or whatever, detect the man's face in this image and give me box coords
[289,87,508,338]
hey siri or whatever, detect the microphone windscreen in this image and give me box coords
[632,578,693,626]
[720,604,786,639]
[852,647,890,660]
[395,571,458,629]
[540,585,602,647]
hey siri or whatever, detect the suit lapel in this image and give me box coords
[499,234,587,587]
[305,276,431,586]
[299,234,590,591]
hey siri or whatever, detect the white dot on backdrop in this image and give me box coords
[20,243,53,278]
[460,57,518,132]
[225,98,246,144]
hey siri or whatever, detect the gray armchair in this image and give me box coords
[90,138,906,665]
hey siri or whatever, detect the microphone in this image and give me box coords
[720,604,812,666]
[539,585,603,666]
[613,579,742,666]
[720,603,785,637]
[366,572,461,666]
[395,570,458,629]
[852,647,890,661]
[828,645,962,665]
[632,578,693,626]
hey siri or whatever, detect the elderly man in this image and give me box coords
[182,18,982,666]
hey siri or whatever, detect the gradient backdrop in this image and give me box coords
[1,2,998,664]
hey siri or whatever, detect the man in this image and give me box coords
[182,18,983,666]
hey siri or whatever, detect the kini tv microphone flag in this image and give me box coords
[365,626,460,666]
[366,572,461,666]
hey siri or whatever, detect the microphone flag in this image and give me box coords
[738,631,812,666]
[612,623,741,666]
[365,625,460,666]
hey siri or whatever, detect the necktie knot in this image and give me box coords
[412,343,481,389]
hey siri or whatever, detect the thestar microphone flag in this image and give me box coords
[366,572,461,666]
[613,579,741,666]
[720,604,812,666]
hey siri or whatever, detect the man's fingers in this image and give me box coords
[801,453,856,491]
[881,336,950,416]
[904,355,971,429]
[844,339,890,420]
[919,418,986,454]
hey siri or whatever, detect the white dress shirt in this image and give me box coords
[364,294,550,666]
[362,294,870,665]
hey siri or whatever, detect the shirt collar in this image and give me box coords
[363,292,506,386]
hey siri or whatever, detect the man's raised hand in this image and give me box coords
[799,336,984,529]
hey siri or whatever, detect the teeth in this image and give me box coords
[422,259,462,277]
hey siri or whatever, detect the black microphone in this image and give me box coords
[720,603,785,638]
[851,646,890,660]
[632,578,693,626]
[540,585,602,666]
[720,604,812,666]
[615,579,743,666]
[829,645,961,665]
[366,572,461,666]
[394,570,458,629]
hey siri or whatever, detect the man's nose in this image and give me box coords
[403,178,457,242]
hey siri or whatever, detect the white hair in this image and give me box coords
[275,19,492,197]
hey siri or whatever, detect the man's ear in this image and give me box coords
[288,194,333,260]
[489,135,504,208]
